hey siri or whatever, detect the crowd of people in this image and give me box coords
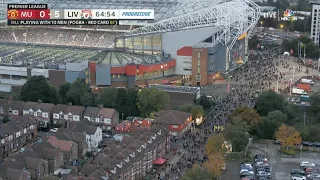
[158,50,289,179]
[0,27,123,47]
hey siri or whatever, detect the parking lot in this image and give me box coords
[221,141,320,180]
[252,142,320,180]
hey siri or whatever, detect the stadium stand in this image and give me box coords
[0,28,117,48]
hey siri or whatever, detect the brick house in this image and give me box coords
[83,106,119,134]
[22,101,55,128]
[154,110,193,138]
[48,136,78,166]
[73,124,170,180]
[0,99,25,120]
[52,104,85,127]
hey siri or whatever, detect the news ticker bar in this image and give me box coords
[7,19,119,26]
[8,7,154,20]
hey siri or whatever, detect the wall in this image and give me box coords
[191,48,208,86]
[167,92,195,109]
[49,70,66,88]
[65,71,81,83]
[66,61,88,72]
[162,27,220,59]
[96,65,111,86]
[207,44,227,74]
[175,46,192,75]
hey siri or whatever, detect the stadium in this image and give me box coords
[0,0,260,93]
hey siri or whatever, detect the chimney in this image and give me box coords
[38,99,42,103]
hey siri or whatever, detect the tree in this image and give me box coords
[275,124,302,150]
[126,88,140,117]
[58,83,71,104]
[204,154,225,177]
[137,88,170,117]
[182,165,215,180]
[99,88,118,108]
[229,106,261,127]
[224,116,250,152]
[177,104,205,120]
[257,117,280,139]
[66,79,93,106]
[255,90,285,116]
[49,87,60,104]
[2,116,10,123]
[20,75,53,103]
[198,95,214,110]
[206,134,228,156]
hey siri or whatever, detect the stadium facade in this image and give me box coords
[0,0,260,92]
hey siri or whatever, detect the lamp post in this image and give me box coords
[276,73,279,93]
[289,66,295,96]
[280,24,283,33]
[260,21,263,28]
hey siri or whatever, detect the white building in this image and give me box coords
[70,119,103,151]
[311,1,320,46]
[22,101,55,127]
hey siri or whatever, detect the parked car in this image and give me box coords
[301,162,316,167]
[307,173,320,179]
[255,154,267,162]
[292,174,306,180]
[257,171,271,177]
[292,169,306,176]
[301,141,313,147]
[313,142,320,148]
[240,169,254,175]
[50,128,59,133]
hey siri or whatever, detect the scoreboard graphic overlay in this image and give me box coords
[7,4,155,25]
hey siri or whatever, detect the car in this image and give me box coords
[240,169,254,175]
[50,128,59,133]
[274,140,281,144]
[257,171,271,177]
[255,154,267,162]
[313,142,320,147]
[307,173,320,178]
[292,169,306,176]
[102,133,110,138]
[292,174,306,180]
[301,141,313,147]
[241,164,253,171]
[301,162,316,167]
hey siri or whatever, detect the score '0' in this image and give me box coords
[40,11,46,18]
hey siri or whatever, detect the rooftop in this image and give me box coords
[149,84,200,93]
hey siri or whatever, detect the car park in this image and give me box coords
[292,174,306,180]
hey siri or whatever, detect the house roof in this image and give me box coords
[80,163,97,176]
[70,119,98,135]
[52,104,85,115]
[23,101,55,112]
[83,124,169,179]
[0,99,25,111]
[56,129,86,144]
[48,136,73,152]
[7,168,27,180]
[83,106,116,119]
[154,110,191,125]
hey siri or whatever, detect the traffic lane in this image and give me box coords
[220,160,242,180]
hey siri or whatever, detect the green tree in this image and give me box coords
[99,88,118,108]
[2,116,10,123]
[115,88,129,117]
[66,79,93,106]
[198,95,214,110]
[49,87,60,104]
[255,90,285,116]
[182,165,216,180]
[224,116,250,152]
[20,76,53,103]
[126,88,140,117]
[137,88,170,117]
[177,104,205,120]
[58,83,71,104]
[282,35,319,58]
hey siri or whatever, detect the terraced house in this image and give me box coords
[0,115,37,160]
[67,124,170,180]
[0,99,25,120]
[22,101,55,128]
[52,104,85,127]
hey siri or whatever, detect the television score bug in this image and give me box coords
[7,4,155,25]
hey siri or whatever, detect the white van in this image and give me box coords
[292,88,307,95]
[301,79,315,85]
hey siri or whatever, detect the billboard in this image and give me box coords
[229,39,245,70]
